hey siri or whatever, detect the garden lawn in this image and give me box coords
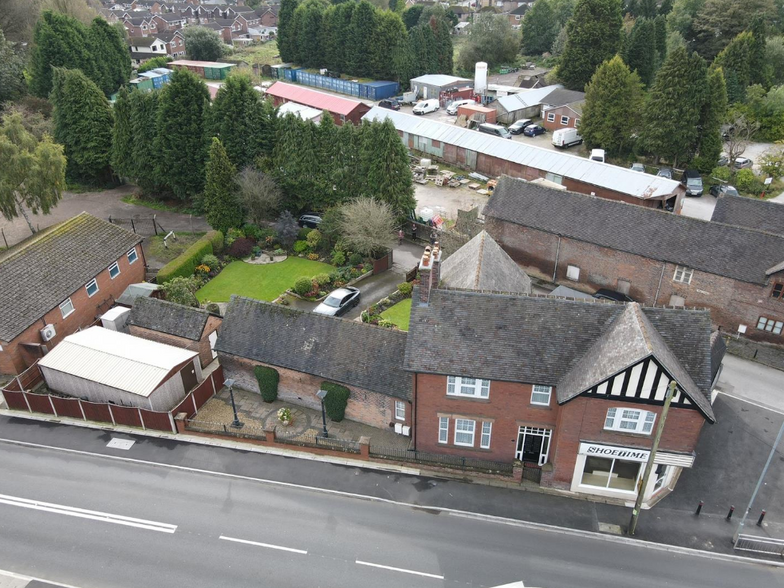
[196,257,333,303]
[380,298,412,331]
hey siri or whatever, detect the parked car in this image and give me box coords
[446,99,475,115]
[630,162,645,172]
[709,184,740,197]
[593,289,634,303]
[313,287,361,317]
[298,214,322,228]
[734,157,753,169]
[413,99,439,115]
[657,167,673,179]
[508,119,533,134]
[477,122,512,139]
[552,127,582,147]
[717,154,729,167]
[680,169,703,197]
[523,124,546,137]
[378,98,400,110]
[590,149,605,163]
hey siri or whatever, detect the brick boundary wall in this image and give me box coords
[725,335,784,372]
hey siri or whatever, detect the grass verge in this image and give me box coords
[380,298,412,331]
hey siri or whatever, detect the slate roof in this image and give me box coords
[710,195,784,236]
[542,88,585,107]
[128,297,210,341]
[509,4,528,14]
[710,331,726,383]
[129,36,158,46]
[0,213,142,342]
[404,289,715,420]
[216,296,411,400]
[484,176,784,285]
[440,231,531,294]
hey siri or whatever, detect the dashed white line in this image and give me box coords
[0,493,177,534]
[219,535,308,554]
[355,560,444,580]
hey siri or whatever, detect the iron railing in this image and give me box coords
[275,430,361,453]
[734,534,784,556]
[369,445,514,474]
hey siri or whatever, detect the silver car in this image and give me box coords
[313,287,361,317]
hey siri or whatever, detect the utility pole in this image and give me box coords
[629,380,676,536]
[733,419,784,544]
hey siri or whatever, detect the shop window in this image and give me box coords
[566,265,580,281]
[480,422,492,449]
[531,384,551,406]
[653,464,669,492]
[673,265,693,284]
[454,418,475,446]
[447,376,490,399]
[438,416,448,443]
[757,317,784,335]
[581,456,641,491]
[604,407,656,434]
[395,401,405,420]
[772,283,784,299]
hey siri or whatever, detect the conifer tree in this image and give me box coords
[362,119,415,214]
[130,90,163,193]
[111,87,134,180]
[693,66,728,172]
[208,75,264,170]
[626,17,656,86]
[347,1,376,77]
[0,29,26,103]
[713,31,753,103]
[88,18,131,97]
[204,138,244,234]
[277,0,299,63]
[521,0,558,55]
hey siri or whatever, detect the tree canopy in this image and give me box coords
[521,0,559,55]
[0,29,26,103]
[458,13,519,71]
[204,138,244,234]
[183,26,226,61]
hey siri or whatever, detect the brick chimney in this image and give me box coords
[418,242,442,304]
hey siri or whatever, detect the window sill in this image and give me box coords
[445,395,490,403]
[601,429,652,438]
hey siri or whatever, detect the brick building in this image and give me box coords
[128,297,221,368]
[215,296,412,433]
[265,82,371,125]
[0,213,145,375]
[483,177,784,344]
[403,244,721,506]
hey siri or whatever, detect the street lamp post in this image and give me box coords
[316,389,329,438]
[224,378,243,429]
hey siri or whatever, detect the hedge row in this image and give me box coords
[156,230,223,283]
[320,381,350,422]
[255,365,279,403]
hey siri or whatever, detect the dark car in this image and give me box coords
[680,169,703,197]
[313,287,361,317]
[523,124,546,137]
[593,289,634,303]
[709,184,740,197]
[298,214,322,228]
[657,167,673,179]
[508,119,533,134]
[378,98,400,111]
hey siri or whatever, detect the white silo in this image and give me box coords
[475,62,488,96]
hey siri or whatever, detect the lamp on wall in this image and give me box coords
[316,389,329,438]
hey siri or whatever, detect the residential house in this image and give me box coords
[450,6,472,22]
[152,12,186,30]
[482,176,784,344]
[517,71,548,89]
[710,195,784,236]
[128,35,169,66]
[256,5,278,26]
[540,88,586,132]
[506,4,527,26]
[157,30,187,57]
[0,213,145,375]
[266,81,371,125]
[123,15,158,36]
[213,18,240,43]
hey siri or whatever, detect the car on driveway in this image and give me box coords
[523,124,546,137]
[630,162,645,173]
[593,289,634,303]
[734,157,753,169]
[508,119,533,134]
[709,184,740,197]
[657,167,673,179]
[378,98,400,111]
[298,214,322,228]
[313,287,361,317]
[446,99,475,115]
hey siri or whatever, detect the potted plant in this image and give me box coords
[277,407,292,426]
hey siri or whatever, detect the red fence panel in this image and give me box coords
[18,364,43,390]
[2,390,29,411]
[139,410,173,432]
[2,379,21,392]
[81,401,113,424]
[51,397,84,420]
[172,393,196,419]
[111,405,142,428]
[26,393,55,415]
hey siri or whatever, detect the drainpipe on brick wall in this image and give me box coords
[411,373,418,450]
[654,263,666,304]
[552,235,561,283]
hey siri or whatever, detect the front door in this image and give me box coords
[521,434,543,462]
[515,426,552,466]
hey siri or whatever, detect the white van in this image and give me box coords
[413,99,439,115]
[590,149,605,162]
[552,127,582,148]
[446,99,475,115]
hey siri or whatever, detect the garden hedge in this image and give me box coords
[156,230,223,283]
[320,381,350,422]
[255,365,279,403]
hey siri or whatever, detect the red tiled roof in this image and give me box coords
[266,81,365,116]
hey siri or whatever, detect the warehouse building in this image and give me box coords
[265,81,370,125]
[410,74,474,105]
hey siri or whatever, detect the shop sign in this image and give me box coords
[579,442,649,462]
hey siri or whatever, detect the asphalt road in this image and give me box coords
[0,439,781,588]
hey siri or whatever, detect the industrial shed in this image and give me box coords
[410,74,473,104]
[265,81,370,125]
[38,327,202,411]
[493,85,561,123]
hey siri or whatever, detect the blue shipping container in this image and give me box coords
[360,80,400,101]
[283,68,302,82]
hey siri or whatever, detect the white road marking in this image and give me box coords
[106,438,135,450]
[355,560,444,580]
[0,567,82,588]
[219,535,307,554]
[0,493,177,534]
[715,390,784,415]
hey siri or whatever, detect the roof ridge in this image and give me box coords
[630,302,654,353]
[0,213,92,264]
[473,231,486,288]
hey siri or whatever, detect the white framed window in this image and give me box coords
[575,118,581,126]
[59,298,75,319]
[531,384,552,406]
[395,400,406,421]
[480,422,492,449]
[127,247,138,264]
[515,14,521,20]
[447,376,490,399]
[85,279,99,298]
[547,112,555,122]
[566,265,580,281]
[673,265,693,284]
[454,418,475,446]
[108,262,120,279]
[560,115,569,125]
[757,317,784,335]
[438,416,449,444]
[545,172,563,184]
[604,407,656,435]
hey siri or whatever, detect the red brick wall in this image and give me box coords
[0,243,145,375]
[129,315,221,369]
[260,12,278,26]
[541,106,579,132]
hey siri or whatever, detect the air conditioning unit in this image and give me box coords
[402,426,411,437]
[40,324,57,342]
[394,423,403,434]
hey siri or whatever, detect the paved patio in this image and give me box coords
[192,386,411,449]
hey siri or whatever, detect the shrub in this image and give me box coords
[293,240,309,254]
[228,237,255,258]
[349,253,363,266]
[201,254,219,269]
[378,319,396,329]
[254,365,279,403]
[277,407,292,423]
[294,276,313,296]
[225,227,243,247]
[306,229,321,250]
[194,264,210,278]
[157,235,214,283]
[397,282,413,296]
[710,166,731,183]
[734,168,763,194]
[162,276,200,307]
[331,250,346,266]
[307,253,320,261]
[320,381,350,422]
[314,273,331,286]
[298,227,312,241]
[258,228,276,243]
[273,248,286,256]
[242,224,263,240]
[206,230,224,254]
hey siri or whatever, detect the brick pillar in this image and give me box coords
[174,412,188,434]
[417,243,442,305]
[358,436,370,459]
[513,460,523,483]
[264,426,277,444]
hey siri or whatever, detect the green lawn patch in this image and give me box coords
[380,298,412,331]
[147,232,206,264]
[196,257,333,303]
[233,40,281,66]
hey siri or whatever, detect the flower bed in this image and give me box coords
[285,262,373,302]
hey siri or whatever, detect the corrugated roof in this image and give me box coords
[363,108,681,199]
[170,59,235,68]
[38,327,197,397]
[411,74,472,86]
[497,85,561,112]
[266,81,366,116]
[277,101,322,120]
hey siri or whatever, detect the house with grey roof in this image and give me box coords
[0,213,145,375]
[483,175,784,344]
[710,194,784,236]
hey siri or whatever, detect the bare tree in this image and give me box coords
[723,113,760,170]
[338,198,395,259]
[237,167,282,225]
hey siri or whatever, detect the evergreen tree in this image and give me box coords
[315,114,342,208]
[88,18,131,97]
[626,17,656,86]
[0,30,26,103]
[693,66,728,172]
[183,26,225,61]
[296,0,327,68]
[50,68,113,183]
[408,24,439,77]
[659,0,673,14]
[325,2,354,72]
[249,98,277,164]
[749,15,770,88]
[272,114,321,210]
[29,11,95,98]
[653,14,667,61]
[638,0,657,17]
[155,68,210,200]
[558,0,624,90]
[332,119,364,203]
[431,15,454,74]
[642,46,707,166]
[277,0,299,63]
[111,87,134,181]
[204,138,244,234]
[208,74,265,170]
[713,31,753,102]
[579,55,645,156]
[521,0,558,55]
[402,5,425,29]
[130,90,163,193]
[371,10,408,79]
[458,14,519,71]
[363,119,415,214]
[551,0,577,25]
[347,1,376,76]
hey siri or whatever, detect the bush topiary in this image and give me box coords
[298,227,312,241]
[227,237,255,258]
[397,281,413,296]
[157,235,214,283]
[349,253,363,266]
[293,240,309,253]
[331,250,346,266]
[294,276,312,296]
[306,229,321,250]
[314,273,331,286]
[254,365,279,403]
[320,381,350,421]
